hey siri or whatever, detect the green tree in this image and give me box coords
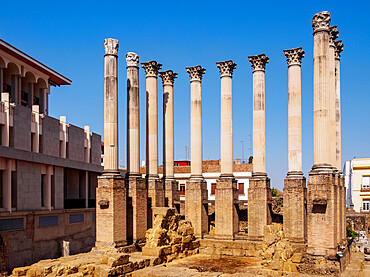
[248,156,253,164]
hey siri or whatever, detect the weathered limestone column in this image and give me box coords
[126,52,147,242]
[307,12,338,257]
[215,60,239,239]
[334,40,343,171]
[103,38,119,174]
[142,60,164,227]
[96,38,127,249]
[335,40,346,243]
[247,54,271,241]
[159,70,180,210]
[185,65,208,238]
[329,26,339,168]
[283,47,307,244]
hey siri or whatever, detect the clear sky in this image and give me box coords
[2,0,369,190]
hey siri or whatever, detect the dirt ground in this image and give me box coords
[130,253,370,277]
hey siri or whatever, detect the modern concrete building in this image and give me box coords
[344,158,370,212]
[0,39,102,271]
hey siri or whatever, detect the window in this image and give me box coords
[238,183,245,195]
[211,183,216,195]
[41,174,46,207]
[362,176,370,189]
[180,184,185,195]
[363,200,370,212]
[21,91,28,107]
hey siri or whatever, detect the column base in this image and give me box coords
[215,177,239,239]
[164,178,180,211]
[307,166,341,256]
[185,179,208,238]
[283,173,307,244]
[96,174,127,248]
[248,173,271,241]
[127,175,147,243]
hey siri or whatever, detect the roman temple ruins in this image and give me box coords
[8,10,352,276]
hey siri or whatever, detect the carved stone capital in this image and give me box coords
[104,38,119,56]
[159,70,178,86]
[248,54,269,72]
[329,25,339,45]
[126,52,139,67]
[141,60,162,77]
[312,11,331,33]
[216,60,237,77]
[283,47,305,66]
[186,65,206,82]
[335,40,344,60]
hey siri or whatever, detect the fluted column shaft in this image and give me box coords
[335,40,343,170]
[249,54,269,174]
[313,20,331,166]
[126,53,140,176]
[216,60,236,177]
[160,70,178,179]
[142,61,162,179]
[187,66,206,178]
[103,38,119,174]
[190,80,202,177]
[329,26,339,168]
[284,48,305,173]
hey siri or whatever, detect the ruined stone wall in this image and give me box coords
[0,209,96,274]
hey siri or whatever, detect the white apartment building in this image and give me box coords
[344,158,370,212]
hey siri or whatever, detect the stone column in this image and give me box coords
[312,12,331,167]
[159,70,180,209]
[329,26,339,168]
[247,54,271,241]
[4,159,12,212]
[126,52,147,242]
[334,41,343,171]
[185,65,208,238]
[283,47,307,244]
[126,52,141,177]
[307,12,338,257]
[103,38,119,174]
[32,105,40,153]
[142,60,164,227]
[28,82,34,108]
[96,38,127,249]
[215,60,238,239]
[335,40,346,243]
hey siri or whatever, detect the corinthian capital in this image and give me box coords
[335,40,344,60]
[126,52,139,67]
[159,70,178,86]
[329,25,339,45]
[186,65,206,82]
[216,60,237,77]
[141,60,162,77]
[312,11,331,33]
[248,54,269,72]
[104,38,119,56]
[283,47,305,66]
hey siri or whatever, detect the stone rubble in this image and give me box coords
[142,207,199,263]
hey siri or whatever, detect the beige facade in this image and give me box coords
[0,40,102,272]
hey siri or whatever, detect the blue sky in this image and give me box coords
[2,0,369,190]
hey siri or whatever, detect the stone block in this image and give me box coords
[291,253,302,263]
[215,177,239,239]
[270,259,284,270]
[283,261,298,272]
[248,174,271,241]
[107,253,129,267]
